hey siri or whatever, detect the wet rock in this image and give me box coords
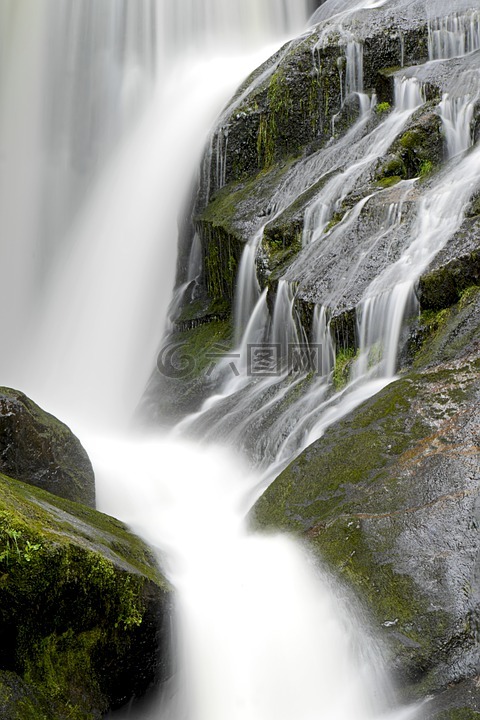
[0,388,95,508]
[251,291,480,708]
[0,471,172,719]
[0,670,46,720]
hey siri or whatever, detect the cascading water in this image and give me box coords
[439,93,475,158]
[4,0,480,716]
[0,0,308,427]
[428,9,480,60]
[172,1,480,503]
[0,1,408,720]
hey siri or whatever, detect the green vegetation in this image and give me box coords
[375,101,391,114]
[257,68,293,169]
[419,159,433,177]
[419,254,480,311]
[0,471,170,719]
[437,710,480,720]
[459,284,480,309]
[252,357,478,690]
[375,175,402,188]
[168,320,233,382]
[332,347,356,389]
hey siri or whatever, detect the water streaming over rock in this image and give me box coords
[428,9,480,60]
[439,93,475,157]
[3,0,480,717]
[0,2,406,720]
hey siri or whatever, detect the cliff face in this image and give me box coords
[142,2,480,716]
[142,2,480,422]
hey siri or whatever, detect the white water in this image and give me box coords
[3,0,479,717]
[0,0,299,427]
[439,93,475,158]
[0,1,406,720]
[428,9,480,60]
[92,435,396,720]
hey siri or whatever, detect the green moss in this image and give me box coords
[399,129,422,151]
[333,347,356,389]
[252,365,477,686]
[203,227,241,302]
[419,307,450,332]
[324,211,345,233]
[0,472,170,718]
[257,68,293,169]
[375,101,391,114]
[310,518,435,641]
[419,159,433,177]
[24,630,105,720]
[175,297,230,326]
[396,116,442,179]
[166,320,233,382]
[419,254,480,312]
[436,710,480,720]
[377,155,407,182]
[375,175,402,188]
[458,284,480,309]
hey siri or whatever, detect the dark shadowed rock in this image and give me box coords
[0,387,95,508]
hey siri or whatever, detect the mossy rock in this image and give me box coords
[0,472,172,719]
[0,670,47,720]
[375,109,443,184]
[206,8,432,191]
[139,319,234,426]
[0,388,95,508]
[251,349,480,698]
[377,154,407,181]
[396,111,443,179]
[419,253,480,312]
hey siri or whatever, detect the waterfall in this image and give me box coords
[93,437,397,720]
[4,1,479,718]
[301,75,422,246]
[439,94,475,158]
[0,3,401,720]
[0,0,307,426]
[234,230,264,345]
[345,39,364,97]
[428,9,480,60]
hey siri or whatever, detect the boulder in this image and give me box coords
[0,388,95,508]
[0,471,173,719]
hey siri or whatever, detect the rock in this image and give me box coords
[138,318,233,426]
[250,290,480,710]
[0,388,95,508]
[0,670,46,720]
[0,471,173,719]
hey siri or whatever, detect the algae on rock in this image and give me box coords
[0,471,172,720]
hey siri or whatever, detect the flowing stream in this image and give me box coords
[1,0,478,718]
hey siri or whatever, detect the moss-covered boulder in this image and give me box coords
[251,290,480,710]
[205,4,432,192]
[0,472,172,719]
[0,388,95,508]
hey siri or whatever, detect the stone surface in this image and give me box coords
[0,388,95,508]
[0,471,172,720]
[251,290,480,709]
